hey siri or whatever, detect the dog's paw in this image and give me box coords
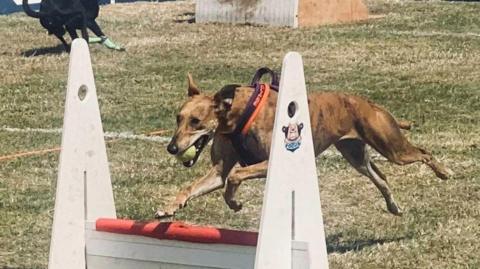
[428,160,454,180]
[226,200,243,212]
[154,209,175,219]
[436,166,454,180]
[387,203,403,216]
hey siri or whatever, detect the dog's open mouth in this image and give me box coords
[181,134,211,167]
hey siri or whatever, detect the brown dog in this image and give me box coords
[156,74,452,218]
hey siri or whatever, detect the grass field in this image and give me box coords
[1,0,479,268]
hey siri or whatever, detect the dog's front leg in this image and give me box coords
[224,161,269,211]
[155,165,224,219]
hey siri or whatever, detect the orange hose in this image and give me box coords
[0,129,170,162]
[0,147,61,161]
[0,139,119,162]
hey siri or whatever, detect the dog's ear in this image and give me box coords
[214,84,238,114]
[221,98,233,110]
[187,73,200,97]
[214,98,233,115]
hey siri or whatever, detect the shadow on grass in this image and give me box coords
[326,233,409,253]
[21,44,66,57]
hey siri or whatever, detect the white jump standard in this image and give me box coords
[47,39,329,269]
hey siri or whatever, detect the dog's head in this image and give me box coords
[167,74,217,167]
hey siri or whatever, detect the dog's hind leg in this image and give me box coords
[53,33,70,52]
[335,139,402,216]
[86,19,105,37]
[354,103,452,180]
[78,15,89,41]
[66,25,79,41]
[387,146,452,180]
[361,126,452,180]
[224,161,269,212]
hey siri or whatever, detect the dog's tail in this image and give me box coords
[397,120,413,130]
[22,0,42,18]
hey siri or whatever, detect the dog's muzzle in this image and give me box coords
[166,132,213,167]
[167,141,179,155]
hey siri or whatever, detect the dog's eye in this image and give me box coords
[190,117,200,126]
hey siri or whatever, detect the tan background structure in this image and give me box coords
[196,0,368,28]
[298,0,368,26]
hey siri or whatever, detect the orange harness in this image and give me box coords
[228,83,275,167]
[227,67,279,167]
[240,83,271,135]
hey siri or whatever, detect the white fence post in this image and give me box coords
[48,39,116,269]
[254,52,329,269]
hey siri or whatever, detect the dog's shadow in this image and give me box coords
[326,233,409,253]
[21,44,66,57]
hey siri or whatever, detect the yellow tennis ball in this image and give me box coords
[177,146,196,162]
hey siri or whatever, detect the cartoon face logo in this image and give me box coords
[282,122,303,152]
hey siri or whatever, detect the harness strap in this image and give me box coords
[227,67,280,167]
[229,83,271,167]
[241,84,271,135]
[250,67,280,91]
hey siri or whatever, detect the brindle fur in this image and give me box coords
[157,74,452,218]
